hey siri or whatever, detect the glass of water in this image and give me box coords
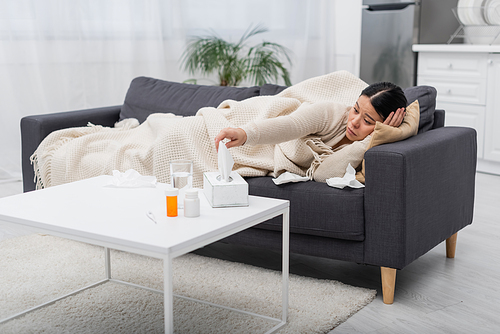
[169,159,193,208]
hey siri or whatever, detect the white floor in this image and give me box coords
[1,173,499,333]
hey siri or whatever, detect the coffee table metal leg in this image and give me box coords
[164,256,174,333]
[282,208,289,323]
[105,247,111,279]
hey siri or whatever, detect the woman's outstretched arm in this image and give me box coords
[215,101,348,150]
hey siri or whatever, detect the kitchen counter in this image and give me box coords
[413,44,500,53]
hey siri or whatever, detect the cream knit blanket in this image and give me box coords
[31,71,367,189]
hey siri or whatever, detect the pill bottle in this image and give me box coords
[184,188,200,218]
[165,188,179,217]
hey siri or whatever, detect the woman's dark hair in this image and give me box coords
[360,82,407,120]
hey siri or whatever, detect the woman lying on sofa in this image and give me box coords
[31,71,415,189]
[215,82,407,182]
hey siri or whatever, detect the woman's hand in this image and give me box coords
[214,127,247,151]
[383,107,406,127]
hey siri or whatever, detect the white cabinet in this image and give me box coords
[434,101,485,157]
[485,54,500,163]
[415,48,500,175]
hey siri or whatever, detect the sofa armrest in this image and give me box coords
[433,109,445,129]
[362,126,477,269]
[21,105,121,192]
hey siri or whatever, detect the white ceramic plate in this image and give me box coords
[458,0,488,25]
[484,0,500,25]
[457,0,472,25]
[471,0,487,25]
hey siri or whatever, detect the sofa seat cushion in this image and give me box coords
[120,77,261,123]
[246,176,365,241]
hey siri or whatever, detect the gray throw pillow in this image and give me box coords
[403,85,437,133]
[119,77,261,123]
[260,83,287,96]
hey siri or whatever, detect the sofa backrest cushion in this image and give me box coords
[120,76,438,132]
[120,77,262,123]
[260,83,287,96]
[403,85,437,133]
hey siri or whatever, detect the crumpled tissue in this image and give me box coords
[326,163,365,189]
[108,169,157,188]
[272,172,310,185]
[218,141,234,182]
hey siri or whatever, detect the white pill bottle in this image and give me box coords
[184,189,200,218]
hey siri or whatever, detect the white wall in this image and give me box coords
[0,0,363,181]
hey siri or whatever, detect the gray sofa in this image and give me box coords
[21,76,477,304]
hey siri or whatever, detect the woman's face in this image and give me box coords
[346,95,383,141]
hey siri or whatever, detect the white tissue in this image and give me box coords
[326,163,365,189]
[218,141,234,182]
[109,169,157,188]
[272,172,310,185]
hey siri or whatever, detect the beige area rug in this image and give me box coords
[0,234,376,333]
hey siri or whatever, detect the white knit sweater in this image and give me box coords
[240,100,371,182]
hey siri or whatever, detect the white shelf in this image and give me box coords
[412,44,500,53]
[413,44,500,53]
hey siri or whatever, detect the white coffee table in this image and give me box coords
[0,175,290,333]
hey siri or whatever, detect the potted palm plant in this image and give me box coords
[180,25,292,87]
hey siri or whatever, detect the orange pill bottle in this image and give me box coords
[165,188,179,217]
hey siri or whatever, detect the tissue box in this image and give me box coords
[203,171,249,207]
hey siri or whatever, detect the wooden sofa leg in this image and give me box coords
[446,232,458,258]
[380,267,397,304]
